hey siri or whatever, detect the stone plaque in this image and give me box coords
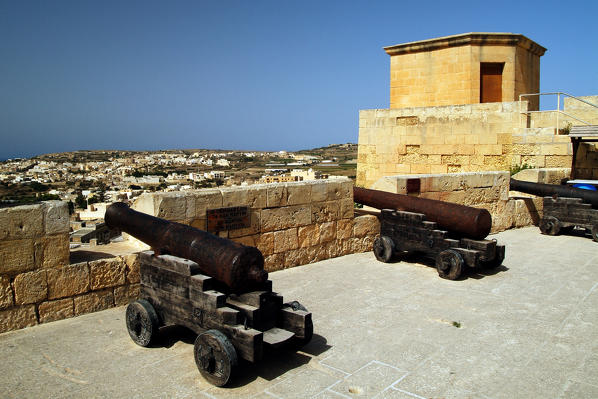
[207,206,250,232]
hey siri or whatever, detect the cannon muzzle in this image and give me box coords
[510,179,598,209]
[353,187,492,240]
[105,202,268,293]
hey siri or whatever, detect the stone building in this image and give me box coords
[357,32,598,188]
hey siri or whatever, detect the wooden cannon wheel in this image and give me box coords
[126,299,160,347]
[539,216,561,236]
[373,235,395,263]
[435,249,464,280]
[194,330,238,387]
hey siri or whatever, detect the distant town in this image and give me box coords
[0,144,357,211]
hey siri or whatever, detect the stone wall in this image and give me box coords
[356,101,574,188]
[369,170,569,234]
[0,201,140,333]
[129,179,379,272]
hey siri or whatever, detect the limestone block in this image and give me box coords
[339,198,355,219]
[310,181,329,202]
[337,219,354,240]
[123,253,140,284]
[231,235,257,247]
[513,198,540,227]
[154,192,192,220]
[311,201,340,224]
[132,193,156,216]
[0,204,43,240]
[264,253,284,272]
[353,215,380,238]
[89,258,126,290]
[545,155,571,168]
[43,201,69,235]
[298,225,320,248]
[39,233,70,268]
[256,232,274,256]
[0,275,13,309]
[283,247,309,269]
[0,305,37,333]
[13,270,47,305]
[287,182,312,205]
[47,262,90,300]
[261,205,311,232]
[273,228,298,254]
[193,189,223,218]
[190,218,207,230]
[319,221,336,244]
[266,185,287,208]
[246,185,268,209]
[74,289,114,316]
[220,187,248,208]
[38,298,73,324]
[114,284,140,306]
[0,239,35,276]
[229,210,261,238]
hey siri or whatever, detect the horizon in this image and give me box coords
[2,1,598,160]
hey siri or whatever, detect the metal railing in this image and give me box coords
[518,92,598,130]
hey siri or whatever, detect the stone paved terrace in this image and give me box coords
[1,227,597,398]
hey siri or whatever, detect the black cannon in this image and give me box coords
[105,203,313,386]
[510,179,598,241]
[354,187,504,279]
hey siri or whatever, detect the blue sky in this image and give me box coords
[1,0,597,160]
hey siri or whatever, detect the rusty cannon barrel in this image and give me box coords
[105,202,268,293]
[510,179,598,209]
[353,187,492,240]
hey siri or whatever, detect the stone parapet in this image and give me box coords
[128,179,378,273]
[0,201,140,334]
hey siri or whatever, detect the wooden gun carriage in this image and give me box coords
[373,209,505,280]
[105,203,312,387]
[539,197,598,242]
[510,178,598,242]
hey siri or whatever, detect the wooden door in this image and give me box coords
[480,63,503,103]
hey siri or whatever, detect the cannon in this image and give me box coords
[105,202,268,293]
[354,187,492,240]
[354,187,504,279]
[105,203,313,386]
[510,179,598,241]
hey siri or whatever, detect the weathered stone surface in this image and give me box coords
[339,198,355,219]
[193,189,223,218]
[337,219,354,240]
[0,204,44,240]
[298,225,320,248]
[311,201,340,223]
[353,215,380,238]
[261,205,311,232]
[274,228,298,254]
[319,221,336,243]
[266,185,287,208]
[286,183,311,205]
[0,275,13,309]
[14,270,47,305]
[39,233,70,268]
[311,182,329,202]
[43,201,69,234]
[256,232,274,256]
[0,305,37,333]
[228,210,261,238]
[89,258,126,290]
[153,192,192,220]
[0,239,35,276]
[264,253,284,272]
[123,253,140,284]
[114,284,140,306]
[231,234,257,247]
[74,289,114,316]
[47,262,89,300]
[38,298,73,324]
